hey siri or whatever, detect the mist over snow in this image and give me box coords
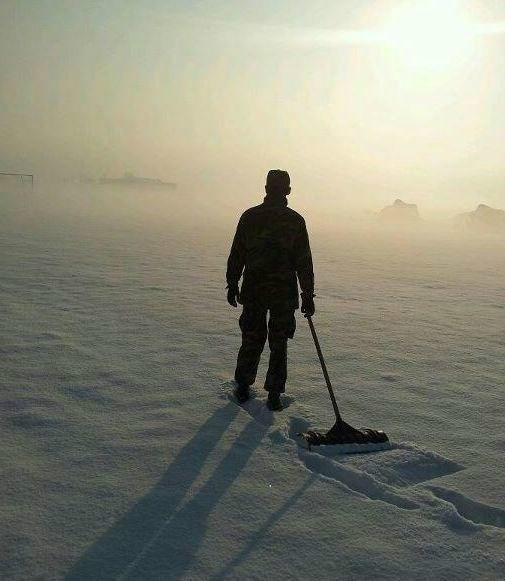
[1,183,505,580]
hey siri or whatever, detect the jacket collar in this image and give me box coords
[263,194,288,208]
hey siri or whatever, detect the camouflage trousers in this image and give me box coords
[235,303,296,393]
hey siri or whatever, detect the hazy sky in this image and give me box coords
[2,0,505,211]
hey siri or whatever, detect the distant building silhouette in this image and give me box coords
[99,172,176,189]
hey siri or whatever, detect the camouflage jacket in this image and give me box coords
[226,195,314,309]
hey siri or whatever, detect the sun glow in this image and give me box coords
[383,0,474,70]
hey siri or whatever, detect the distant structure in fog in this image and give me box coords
[455,204,505,233]
[379,198,420,223]
[99,172,177,190]
[0,171,34,189]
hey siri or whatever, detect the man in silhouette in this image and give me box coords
[226,169,315,410]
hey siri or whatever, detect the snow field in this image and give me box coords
[2,188,505,580]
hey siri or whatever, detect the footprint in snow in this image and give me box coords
[428,485,505,530]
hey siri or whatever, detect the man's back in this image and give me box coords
[227,194,313,308]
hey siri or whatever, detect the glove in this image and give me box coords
[300,292,315,317]
[227,284,240,307]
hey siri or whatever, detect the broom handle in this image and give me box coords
[306,315,342,423]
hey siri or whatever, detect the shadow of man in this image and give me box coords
[66,401,272,580]
[118,412,273,580]
[66,402,243,580]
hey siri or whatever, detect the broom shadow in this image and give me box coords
[65,402,244,580]
[210,474,316,581]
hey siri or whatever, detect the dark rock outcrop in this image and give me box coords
[456,204,505,232]
[379,199,420,223]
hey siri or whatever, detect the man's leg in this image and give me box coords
[264,307,296,394]
[235,303,268,388]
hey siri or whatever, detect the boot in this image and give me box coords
[267,392,283,411]
[234,382,250,404]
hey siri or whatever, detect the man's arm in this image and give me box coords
[294,218,314,295]
[226,216,246,305]
[294,218,315,315]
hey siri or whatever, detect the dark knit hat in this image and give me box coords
[266,169,290,194]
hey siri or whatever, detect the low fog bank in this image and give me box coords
[1,181,505,257]
[1,182,503,322]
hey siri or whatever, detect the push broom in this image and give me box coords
[298,316,390,452]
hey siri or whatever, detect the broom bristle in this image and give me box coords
[298,419,389,450]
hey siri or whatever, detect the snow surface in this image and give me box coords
[1,188,505,580]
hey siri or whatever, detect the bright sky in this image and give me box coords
[1,0,505,210]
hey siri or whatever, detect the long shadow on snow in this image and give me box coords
[65,401,270,580]
[210,475,316,581]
